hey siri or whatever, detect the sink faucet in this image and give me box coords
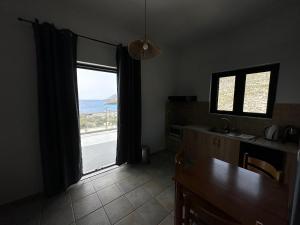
[220,117,231,132]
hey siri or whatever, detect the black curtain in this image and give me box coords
[33,22,82,196]
[116,45,142,165]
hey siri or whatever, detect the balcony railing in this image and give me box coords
[80,110,117,134]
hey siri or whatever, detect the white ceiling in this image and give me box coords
[1,0,297,47]
[68,0,292,46]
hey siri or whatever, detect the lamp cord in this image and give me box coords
[144,0,147,41]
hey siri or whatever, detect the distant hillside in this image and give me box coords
[104,94,117,104]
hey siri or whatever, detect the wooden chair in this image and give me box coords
[243,153,283,182]
[175,147,184,166]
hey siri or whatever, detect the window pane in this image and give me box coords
[77,68,118,174]
[243,71,271,114]
[217,76,236,111]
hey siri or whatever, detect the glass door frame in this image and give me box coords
[77,61,118,176]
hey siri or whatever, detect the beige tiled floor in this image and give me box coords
[0,151,175,225]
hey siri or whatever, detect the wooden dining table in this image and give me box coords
[174,157,289,225]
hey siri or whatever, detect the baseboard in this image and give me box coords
[0,192,43,209]
[150,147,167,154]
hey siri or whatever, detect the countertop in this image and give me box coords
[184,125,299,154]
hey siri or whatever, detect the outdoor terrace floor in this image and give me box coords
[81,130,117,174]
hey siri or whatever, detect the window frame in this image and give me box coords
[77,61,117,73]
[76,61,118,175]
[210,63,279,118]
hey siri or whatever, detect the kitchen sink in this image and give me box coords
[208,127,256,140]
[208,127,230,134]
[226,132,242,137]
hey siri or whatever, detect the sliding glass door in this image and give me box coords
[77,63,117,174]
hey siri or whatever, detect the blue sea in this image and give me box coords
[79,100,117,114]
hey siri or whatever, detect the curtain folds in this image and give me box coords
[116,45,142,165]
[33,22,82,196]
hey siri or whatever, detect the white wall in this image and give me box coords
[0,1,176,205]
[142,51,176,152]
[175,4,300,103]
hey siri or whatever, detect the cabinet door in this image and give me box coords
[182,129,240,166]
[195,131,214,159]
[208,135,221,159]
[218,136,240,165]
[182,129,213,162]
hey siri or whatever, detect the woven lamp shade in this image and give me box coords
[128,40,160,60]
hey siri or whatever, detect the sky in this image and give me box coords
[77,68,117,100]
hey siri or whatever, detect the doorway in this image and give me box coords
[77,62,118,175]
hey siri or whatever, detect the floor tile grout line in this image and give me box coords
[90,172,133,192]
[70,189,97,204]
[110,195,172,225]
[99,183,168,210]
[74,205,104,223]
[72,176,172,225]
[91,175,173,207]
[69,176,147,207]
[102,205,113,225]
[4,152,175,225]
[96,190,112,225]
[155,196,174,214]
[106,195,135,225]
[42,184,157,225]
[92,181,170,225]
[43,177,173,225]
[68,192,76,225]
[73,193,104,223]
[157,212,173,225]
[113,205,141,225]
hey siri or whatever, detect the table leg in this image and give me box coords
[184,193,191,224]
[175,182,183,225]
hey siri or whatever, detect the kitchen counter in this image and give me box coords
[184,125,299,154]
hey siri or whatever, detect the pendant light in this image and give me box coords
[128,0,160,60]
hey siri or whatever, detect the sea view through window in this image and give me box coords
[77,65,118,174]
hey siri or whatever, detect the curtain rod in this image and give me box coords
[18,17,119,47]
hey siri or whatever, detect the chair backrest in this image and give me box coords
[243,153,283,182]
